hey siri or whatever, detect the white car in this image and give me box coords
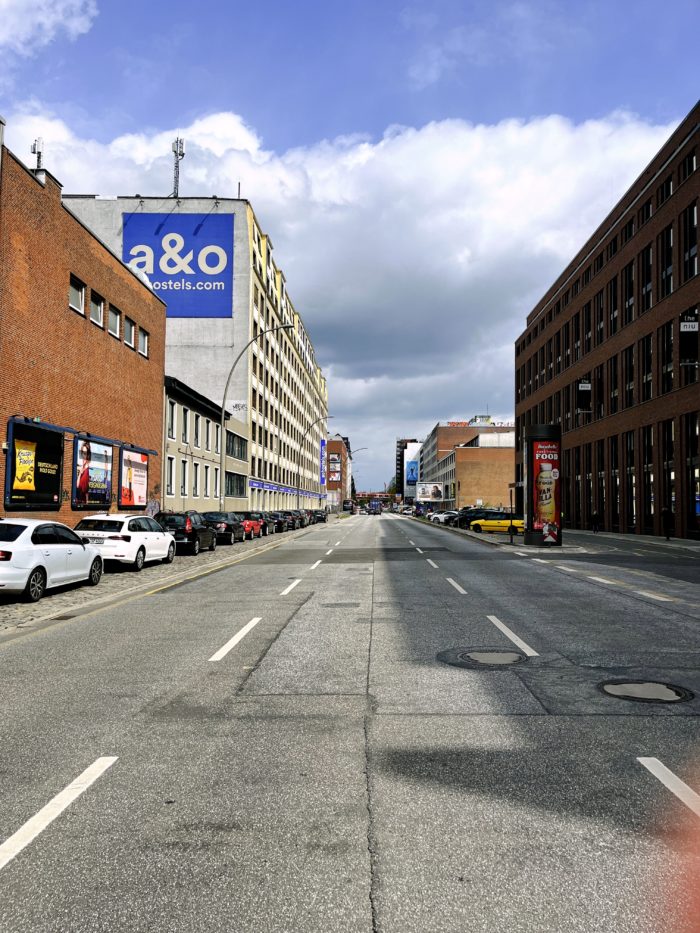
[74,513,175,570]
[0,517,103,602]
[431,511,458,524]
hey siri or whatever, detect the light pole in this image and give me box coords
[219,323,293,510]
[297,415,333,510]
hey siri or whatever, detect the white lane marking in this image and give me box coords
[326,549,334,556]
[210,617,262,661]
[636,590,674,602]
[310,560,322,570]
[415,547,424,554]
[515,551,528,557]
[532,558,549,564]
[446,577,467,595]
[487,615,539,657]
[588,576,616,585]
[637,758,700,817]
[335,541,341,546]
[280,579,301,596]
[427,559,438,569]
[557,566,577,572]
[409,540,415,545]
[0,757,118,872]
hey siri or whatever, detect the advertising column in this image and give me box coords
[524,424,562,547]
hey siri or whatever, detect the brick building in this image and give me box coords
[436,433,515,510]
[326,435,351,511]
[419,417,514,481]
[0,118,166,523]
[515,102,700,539]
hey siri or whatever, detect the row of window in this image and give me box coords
[164,457,247,500]
[517,206,697,398]
[69,274,149,357]
[166,401,248,462]
[517,313,698,437]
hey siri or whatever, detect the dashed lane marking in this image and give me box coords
[310,560,322,570]
[635,590,675,602]
[415,548,424,554]
[209,617,262,661]
[637,758,700,817]
[427,559,438,569]
[280,579,301,596]
[446,578,467,595]
[487,615,539,657]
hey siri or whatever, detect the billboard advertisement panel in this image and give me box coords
[524,425,562,546]
[5,422,64,511]
[73,438,113,509]
[119,449,149,509]
[416,482,443,501]
[122,213,234,318]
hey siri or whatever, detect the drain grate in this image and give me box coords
[599,680,694,703]
[437,647,527,670]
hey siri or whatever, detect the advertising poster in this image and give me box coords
[531,439,561,543]
[5,422,63,511]
[320,438,327,485]
[416,483,443,501]
[329,471,341,482]
[122,213,234,318]
[119,449,149,508]
[73,438,113,509]
[405,459,418,486]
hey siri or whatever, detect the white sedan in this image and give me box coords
[74,513,175,570]
[430,511,458,524]
[0,517,103,602]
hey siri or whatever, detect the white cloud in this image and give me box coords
[0,0,97,55]
[3,104,676,486]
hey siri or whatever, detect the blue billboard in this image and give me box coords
[320,438,327,485]
[122,212,234,318]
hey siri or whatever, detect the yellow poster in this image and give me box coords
[13,439,36,491]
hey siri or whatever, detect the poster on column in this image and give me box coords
[119,449,149,508]
[531,440,561,543]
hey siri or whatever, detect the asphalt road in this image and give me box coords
[0,514,699,932]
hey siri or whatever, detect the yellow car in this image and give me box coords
[469,514,524,534]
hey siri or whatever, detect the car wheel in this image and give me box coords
[209,535,217,552]
[192,538,201,556]
[229,532,236,546]
[24,567,46,602]
[163,543,175,564]
[471,524,482,533]
[133,547,146,572]
[87,557,103,586]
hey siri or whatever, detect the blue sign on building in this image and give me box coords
[320,438,327,486]
[122,213,234,318]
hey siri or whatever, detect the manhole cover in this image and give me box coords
[437,648,527,669]
[599,680,694,703]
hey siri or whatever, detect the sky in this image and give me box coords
[1,0,697,489]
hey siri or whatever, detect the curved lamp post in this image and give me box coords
[297,415,333,510]
[219,323,293,510]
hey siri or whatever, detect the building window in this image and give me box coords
[166,456,175,496]
[194,414,201,448]
[622,261,634,326]
[180,460,188,497]
[640,334,653,402]
[563,321,570,369]
[658,225,673,299]
[226,431,248,460]
[623,345,635,409]
[659,321,674,394]
[108,305,120,338]
[193,462,200,497]
[225,471,246,497]
[90,292,104,327]
[215,424,221,454]
[594,364,604,419]
[680,149,697,184]
[583,303,591,355]
[621,218,635,245]
[138,327,149,357]
[204,464,210,497]
[607,277,618,336]
[680,307,699,386]
[214,467,220,498]
[594,290,604,345]
[205,419,211,451]
[657,175,673,207]
[167,400,176,439]
[639,199,652,226]
[182,407,189,444]
[681,202,698,283]
[69,274,85,314]
[608,355,619,415]
[572,313,581,362]
[124,317,135,348]
[640,245,653,312]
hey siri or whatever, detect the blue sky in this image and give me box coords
[1,1,697,488]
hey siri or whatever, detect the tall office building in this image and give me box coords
[64,195,329,511]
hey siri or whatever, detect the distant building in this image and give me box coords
[395,438,418,500]
[326,434,351,511]
[419,417,514,484]
[514,100,700,538]
[435,433,515,510]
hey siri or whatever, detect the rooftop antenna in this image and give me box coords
[170,137,185,198]
[31,138,43,171]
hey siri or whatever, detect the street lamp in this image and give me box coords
[297,415,333,510]
[219,323,293,510]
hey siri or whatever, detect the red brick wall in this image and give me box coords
[0,149,166,523]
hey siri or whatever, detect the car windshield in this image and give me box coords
[0,523,26,542]
[75,519,123,532]
[203,512,227,521]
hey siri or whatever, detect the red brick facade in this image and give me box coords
[0,140,166,522]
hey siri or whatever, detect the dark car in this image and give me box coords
[154,510,217,555]
[202,511,245,545]
[449,508,501,529]
[269,512,290,532]
[260,512,276,536]
[289,510,308,528]
[312,510,328,523]
[281,510,301,530]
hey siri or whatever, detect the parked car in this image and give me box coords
[153,510,217,555]
[0,518,103,602]
[469,513,525,534]
[281,510,301,530]
[202,511,246,545]
[269,512,290,533]
[241,512,264,539]
[449,508,501,529]
[401,507,413,515]
[75,513,175,569]
[312,510,328,523]
[431,510,458,525]
[290,510,308,527]
[260,512,276,536]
